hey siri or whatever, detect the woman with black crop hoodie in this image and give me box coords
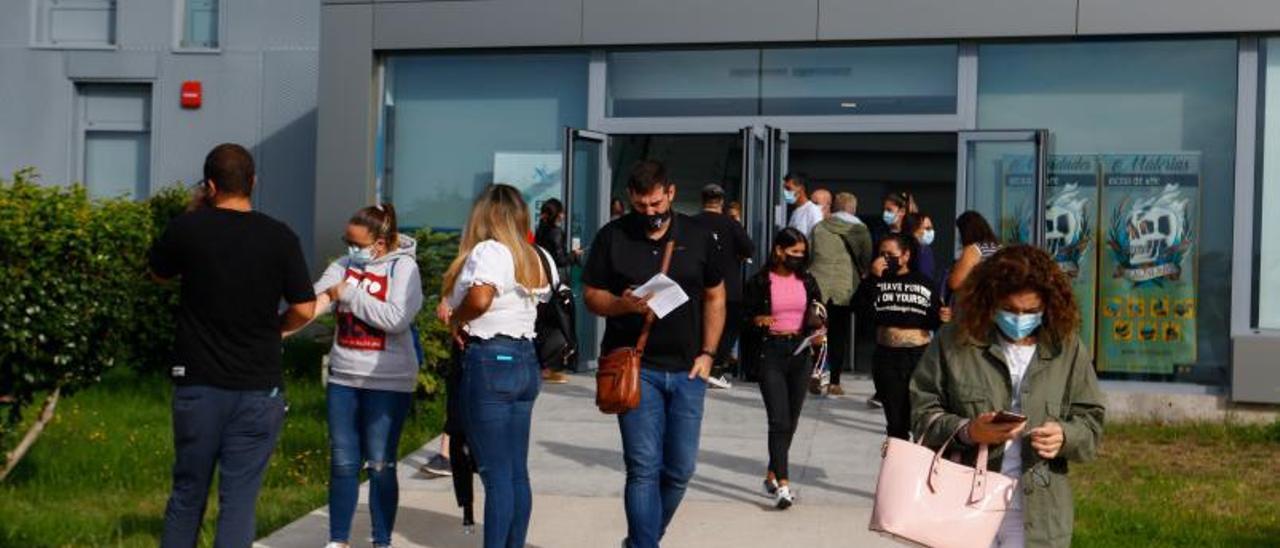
[742,227,825,510]
[859,232,950,440]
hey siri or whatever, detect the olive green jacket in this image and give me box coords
[808,216,873,306]
[909,324,1105,548]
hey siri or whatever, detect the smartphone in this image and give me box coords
[992,410,1028,424]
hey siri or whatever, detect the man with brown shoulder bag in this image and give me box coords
[583,160,726,548]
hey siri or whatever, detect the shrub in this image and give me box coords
[411,228,460,397]
[0,169,188,478]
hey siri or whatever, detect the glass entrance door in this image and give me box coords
[562,127,608,371]
[957,130,1049,246]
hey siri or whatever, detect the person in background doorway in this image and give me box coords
[948,210,1003,295]
[860,233,949,440]
[727,200,743,224]
[903,212,938,283]
[150,144,316,548]
[610,197,627,221]
[810,188,832,220]
[808,192,872,396]
[743,228,824,510]
[692,183,754,388]
[783,173,823,237]
[911,245,1104,548]
[307,203,424,548]
[534,198,578,385]
[868,191,916,247]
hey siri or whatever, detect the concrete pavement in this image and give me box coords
[256,373,901,547]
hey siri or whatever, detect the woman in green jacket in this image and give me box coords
[910,244,1104,548]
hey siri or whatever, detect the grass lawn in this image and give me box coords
[1073,421,1280,547]
[0,340,444,547]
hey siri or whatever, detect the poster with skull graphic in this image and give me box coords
[1000,155,1100,354]
[1098,154,1199,374]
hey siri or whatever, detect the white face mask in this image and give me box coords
[920,229,936,246]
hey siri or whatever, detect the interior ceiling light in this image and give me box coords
[840,101,859,108]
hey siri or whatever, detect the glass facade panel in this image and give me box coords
[979,40,1238,383]
[384,53,589,230]
[761,45,957,115]
[607,49,760,117]
[1258,39,1280,330]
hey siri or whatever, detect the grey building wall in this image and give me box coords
[0,0,319,264]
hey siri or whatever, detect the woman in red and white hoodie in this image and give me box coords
[311,203,423,548]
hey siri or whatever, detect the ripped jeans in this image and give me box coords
[327,383,413,546]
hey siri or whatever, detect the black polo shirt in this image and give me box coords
[692,210,753,302]
[583,212,724,372]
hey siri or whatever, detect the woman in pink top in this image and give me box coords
[742,227,825,510]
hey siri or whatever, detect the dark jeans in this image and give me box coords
[161,384,286,548]
[715,301,743,372]
[618,367,707,548]
[872,345,928,440]
[461,336,541,548]
[327,383,413,546]
[825,302,853,386]
[758,337,811,481]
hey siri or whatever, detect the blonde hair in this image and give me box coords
[442,184,546,296]
[834,192,858,214]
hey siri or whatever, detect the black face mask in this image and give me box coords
[884,256,902,273]
[638,209,671,232]
[782,255,806,273]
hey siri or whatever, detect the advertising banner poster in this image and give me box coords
[1097,153,1199,373]
[999,155,1101,353]
[1045,155,1100,354]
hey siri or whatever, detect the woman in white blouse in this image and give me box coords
[441,184,556,548]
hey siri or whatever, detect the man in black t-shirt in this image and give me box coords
[583,160,726,548]
[149,144,316,548]
[691,183,753,384]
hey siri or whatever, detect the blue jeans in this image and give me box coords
[327,383,413,546]
[161,384,286,548]
[618,368,707,548]
[461,336,541,548]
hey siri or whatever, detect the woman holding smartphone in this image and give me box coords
[910,245,1105,548]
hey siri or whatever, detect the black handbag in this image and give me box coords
[534,247,578,369]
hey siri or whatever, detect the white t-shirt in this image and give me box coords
[999,339,1036,510]
[447,240,558,340]
[788,201,824,237]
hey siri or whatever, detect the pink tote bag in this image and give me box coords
[869,416,1017,548]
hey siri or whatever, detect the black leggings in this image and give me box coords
[872,345,928,440]
[758,337,811,481]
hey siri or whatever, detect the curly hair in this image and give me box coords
[955,244,1080,348]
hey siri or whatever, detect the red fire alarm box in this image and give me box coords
[180,81,202,109]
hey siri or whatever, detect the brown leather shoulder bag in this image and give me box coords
[595,238,676,414]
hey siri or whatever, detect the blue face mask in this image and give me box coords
[883,209,899,226]
[920,229,936,246]
[996,310,1043,340]
[347,244,375,266]
[783,189,797,205]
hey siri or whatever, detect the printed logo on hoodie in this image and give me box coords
[337,268,389,350]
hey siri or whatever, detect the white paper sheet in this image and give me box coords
[792,328,828,355]
[632,273,690,319]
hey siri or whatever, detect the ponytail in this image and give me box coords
[350,202,399,248]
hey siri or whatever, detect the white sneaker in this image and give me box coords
[324,543,350,548]
[762,477,779,496]
[775,484,795,510]
[707,374,732,390]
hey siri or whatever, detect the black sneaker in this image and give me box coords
[762,477,779,496]
[420,454,452,477]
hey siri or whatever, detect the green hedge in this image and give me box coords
[0,170,185,452]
